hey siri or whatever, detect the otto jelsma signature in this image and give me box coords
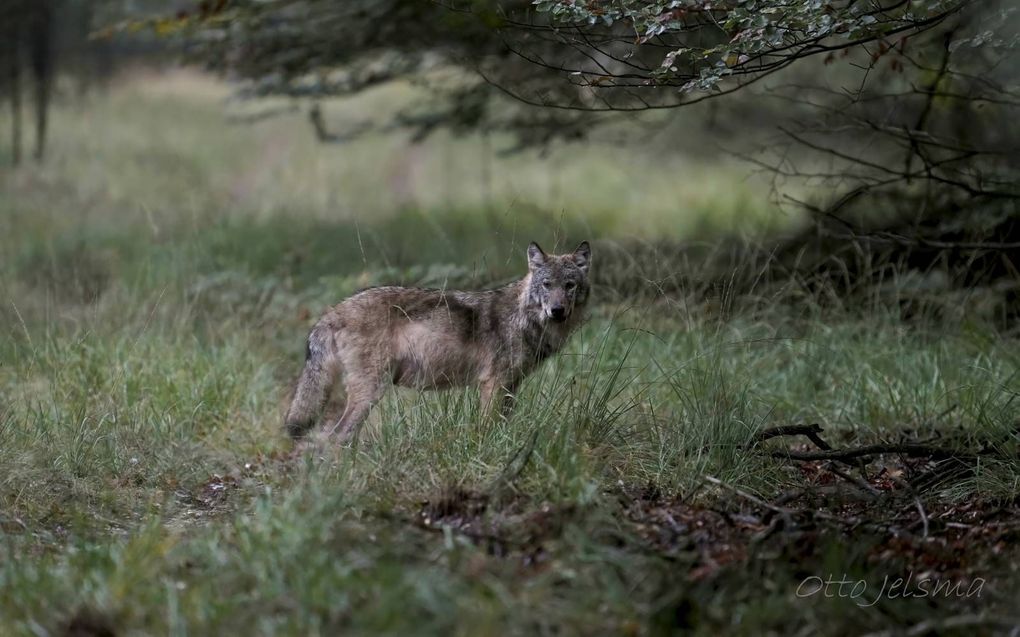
[797,573,985,607]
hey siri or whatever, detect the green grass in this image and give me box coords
[0,70,1017,636]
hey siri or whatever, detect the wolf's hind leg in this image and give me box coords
[327,374,386,442]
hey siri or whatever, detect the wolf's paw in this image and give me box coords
[292,430,355,460]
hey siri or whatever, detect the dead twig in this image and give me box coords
[915,498,930,539]
[823,462,880,498]
[308,102,371,143]
[704,475,796,529]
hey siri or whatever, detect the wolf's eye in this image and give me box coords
[542,280,551,288]
[565,282,576,291]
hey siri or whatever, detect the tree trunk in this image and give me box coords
[29,0,52,162]
[9,40,22,166]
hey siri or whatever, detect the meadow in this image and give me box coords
[1,70,1017,636]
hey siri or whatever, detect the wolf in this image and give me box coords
[284,241,592,442]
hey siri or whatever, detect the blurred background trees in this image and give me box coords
[1,0,54,163]
[1,0,171,164]
[9,1,1018,203]
[150,2,1018,211]
[151,0,1019,307]
[4,0,1018,308]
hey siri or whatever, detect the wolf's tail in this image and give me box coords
[284,324,338,439]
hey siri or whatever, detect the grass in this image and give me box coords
[1,69,1018,636]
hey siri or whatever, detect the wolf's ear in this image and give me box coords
[572,241,591,273]
[527,242,547,270]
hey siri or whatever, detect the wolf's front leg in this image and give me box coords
[480,378,518,421]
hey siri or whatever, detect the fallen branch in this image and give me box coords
[753,424,986,463]
[766,443,974,462]
[751,424,832,451]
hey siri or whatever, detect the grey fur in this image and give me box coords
[284,241,592,442]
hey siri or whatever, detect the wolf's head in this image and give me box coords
[525,241,591,323]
